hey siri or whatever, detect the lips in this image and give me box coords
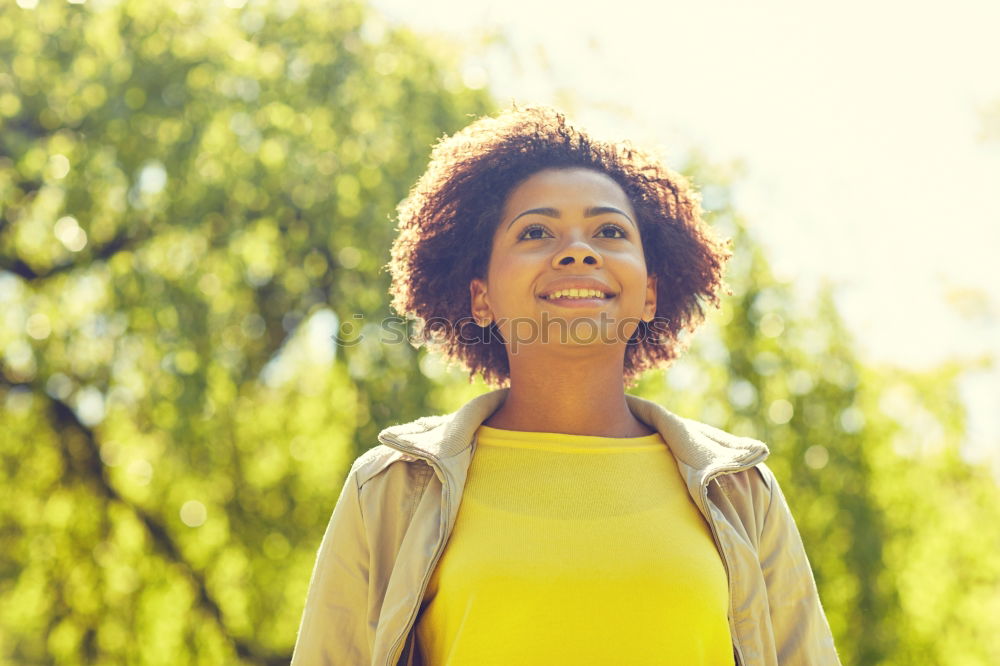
[538,279,617,300]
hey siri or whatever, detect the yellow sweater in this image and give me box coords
[415,425,735,665]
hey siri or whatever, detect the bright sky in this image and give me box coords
[370,0,1000,467]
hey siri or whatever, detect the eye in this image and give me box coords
[518,224,551,241]
[596,224,628,239]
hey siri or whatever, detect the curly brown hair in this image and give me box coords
[386,106,732,388]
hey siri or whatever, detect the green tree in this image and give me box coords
[0,0,489,663]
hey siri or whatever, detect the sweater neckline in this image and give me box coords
[476,424,664,452]
[377,387,770,474]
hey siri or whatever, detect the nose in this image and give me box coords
[552,238,603,268]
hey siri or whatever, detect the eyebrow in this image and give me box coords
[505,206,636,230]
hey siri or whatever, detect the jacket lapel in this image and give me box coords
[378,387,770,517]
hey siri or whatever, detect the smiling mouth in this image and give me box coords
[540,288,615,300]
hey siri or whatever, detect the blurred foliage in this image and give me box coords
[1,1,999,665]
[0,0,489,663]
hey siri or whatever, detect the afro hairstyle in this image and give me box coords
[387,105,732,388]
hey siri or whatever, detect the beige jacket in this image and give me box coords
[291,388,841,666]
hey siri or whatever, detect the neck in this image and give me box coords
[483,347,653,438]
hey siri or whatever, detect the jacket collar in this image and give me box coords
[377,388,769,477]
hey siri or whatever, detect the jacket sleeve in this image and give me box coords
[291,461,371,666]
[756,462,841,665]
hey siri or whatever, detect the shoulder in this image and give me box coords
[710,458,781,520]
[721,460,779,495]
[345,444,428,489]
[751,460,779,490]
[684,417,770,459]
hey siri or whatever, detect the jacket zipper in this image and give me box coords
[377,432,454,666]
[701,452,768,666]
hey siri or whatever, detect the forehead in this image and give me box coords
[501,168,634,219]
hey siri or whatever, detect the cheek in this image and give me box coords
[489,252,533,283]
[615,253,649,280]
[484,267,525,311]
[617,257,652,304]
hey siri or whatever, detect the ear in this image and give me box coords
[469,277,493,325]
[641,274,657,322]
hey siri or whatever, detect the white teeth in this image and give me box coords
[544,288,608,299]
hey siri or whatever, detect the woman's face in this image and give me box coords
[469,167,657,356]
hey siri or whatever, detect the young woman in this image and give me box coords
[292,107,840,665]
